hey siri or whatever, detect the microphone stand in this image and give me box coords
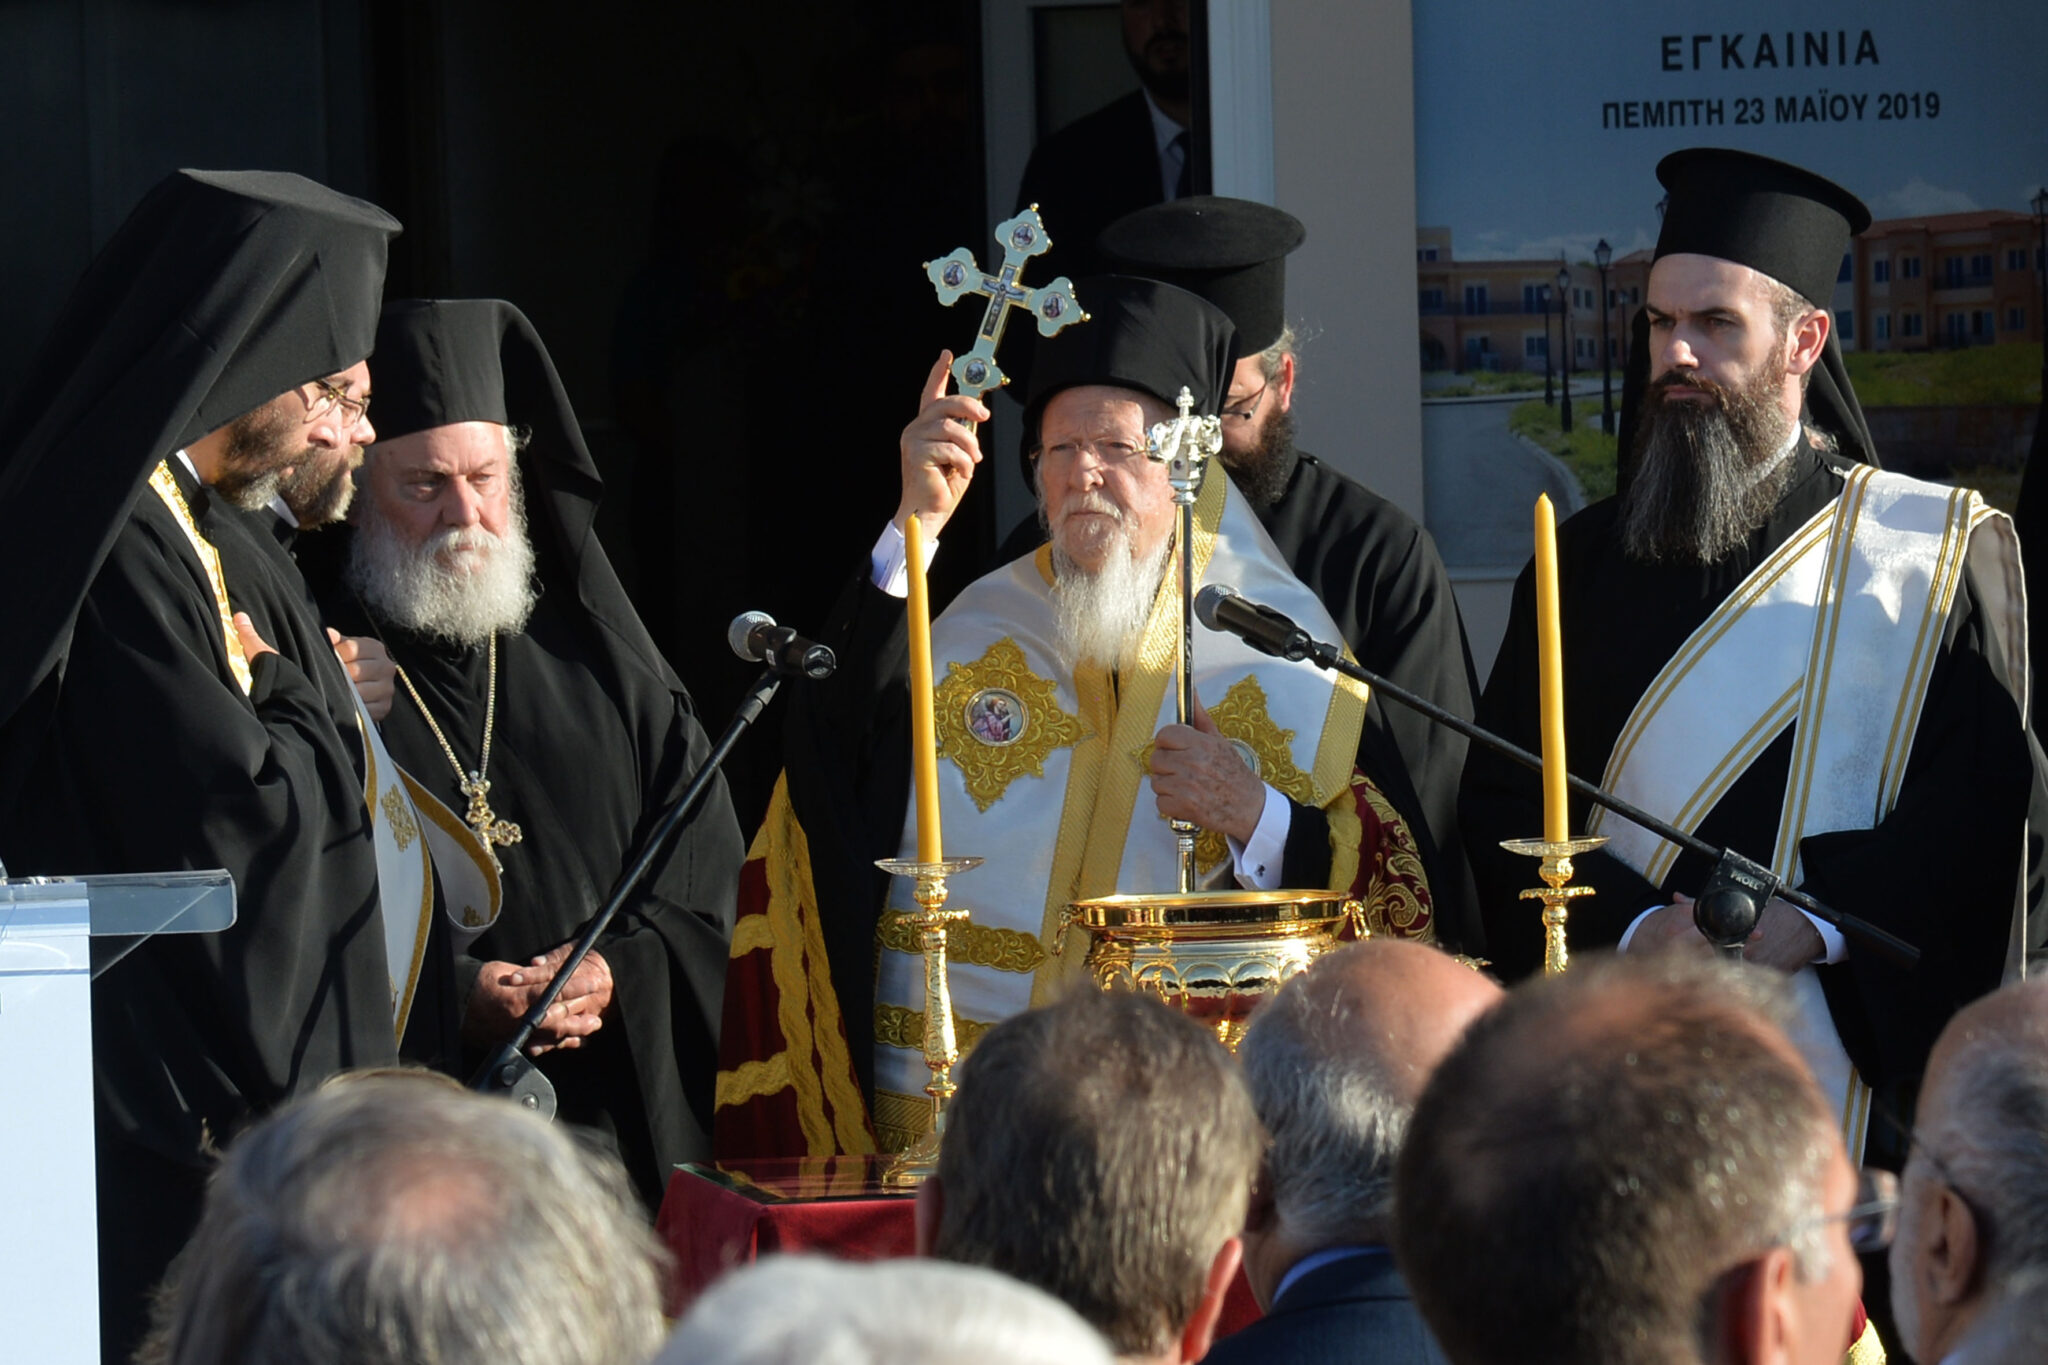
[471,665,786,1111]
[1223,616,1918,967]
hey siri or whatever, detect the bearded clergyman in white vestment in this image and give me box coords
[713,276,1435,1156]
[1462,149,2044,1162]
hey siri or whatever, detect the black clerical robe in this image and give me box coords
[997,444,1483,950]
[323,588,742,1209]
[222,504,465,1071]
[1251,446,1482,950]
[1460,445,2037,1090]
[0,464,401,1352]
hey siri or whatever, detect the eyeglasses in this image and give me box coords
[1034,437,1150,471]
[1783,1168,1899,1254]
[1221,381,1268,423]
[306,376,372,426]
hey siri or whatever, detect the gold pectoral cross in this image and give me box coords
[460,772,523,851]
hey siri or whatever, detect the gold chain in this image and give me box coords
[393,634,523,858]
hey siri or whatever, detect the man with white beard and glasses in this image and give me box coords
[714,276,1436,1158]
[1091,195,1482,952]
[1460,149,2043,1165]
[316,299,742,1209]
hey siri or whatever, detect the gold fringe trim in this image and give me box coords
[730,915,776,957]
[714,1052,793,1110]
[147,460,253,694]
[744,775,875,1154]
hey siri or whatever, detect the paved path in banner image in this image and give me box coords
[1422,390,1588,572]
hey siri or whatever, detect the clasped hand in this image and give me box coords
[1627,894,1824,972]
[1150,691,1267,843]
[463,944,616,1056]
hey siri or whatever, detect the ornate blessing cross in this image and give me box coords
[924,206,1088,398]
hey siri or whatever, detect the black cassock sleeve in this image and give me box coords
[20,505,393,1162]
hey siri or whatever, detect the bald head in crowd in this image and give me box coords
[1394,954,1864,1365]
[1891,977,2048,1365]
[1236,941,1500,1300]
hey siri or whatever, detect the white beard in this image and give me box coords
[345,506,538,648]
[1050,520,1172,673]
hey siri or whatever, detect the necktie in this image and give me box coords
[1170,130,1191,200]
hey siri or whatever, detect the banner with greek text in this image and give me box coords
[1412,1,2048,591]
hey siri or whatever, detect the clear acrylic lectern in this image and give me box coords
[0,870,234,1364]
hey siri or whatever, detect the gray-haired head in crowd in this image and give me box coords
[1891,976,2048,1365]
[1238,940,1500,1264]
[1393,953,1865,1365]
[1204,940,1499,1365]
[656,1255,1115,1365]
[145,1070,668,1365]
[916,987,1263,1364]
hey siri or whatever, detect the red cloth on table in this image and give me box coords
[656,1165,1261,1334]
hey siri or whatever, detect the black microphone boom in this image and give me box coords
[728,611,836,679]
[472,651,794,1108]
[1195,589,1918,967]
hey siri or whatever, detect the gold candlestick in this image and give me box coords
[876,855,983,1188]
[1498,836,1608,975]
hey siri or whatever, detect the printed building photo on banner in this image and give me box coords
[1413,0,2048,669]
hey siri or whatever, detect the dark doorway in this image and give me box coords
[364,2,992,828]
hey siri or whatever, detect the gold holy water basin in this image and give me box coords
[1063,889,1365,1051]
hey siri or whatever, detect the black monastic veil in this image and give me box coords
[0,169,402,1362]
[311,299,743,1208]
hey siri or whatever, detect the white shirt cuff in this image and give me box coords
[1228,785,1292,890]
[1617,904,1666,953]
[869,520,939,598]
[1801,910,1847,965]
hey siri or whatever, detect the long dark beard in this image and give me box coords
[1221,405,1296,510]
[1619,357,1797,565]
[277,450,359,526]
[212,403,308,511]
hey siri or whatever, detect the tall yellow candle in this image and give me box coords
[1533,494,1569,843]
[904,512,944,864]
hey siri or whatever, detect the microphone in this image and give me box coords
[1193,585,1313,661]
[727,612,836,679]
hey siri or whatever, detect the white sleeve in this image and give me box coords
[1227,784,1293,891]
[1617,904,1666,953]
[1800,910,1848,964]
[868,520,939,598]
